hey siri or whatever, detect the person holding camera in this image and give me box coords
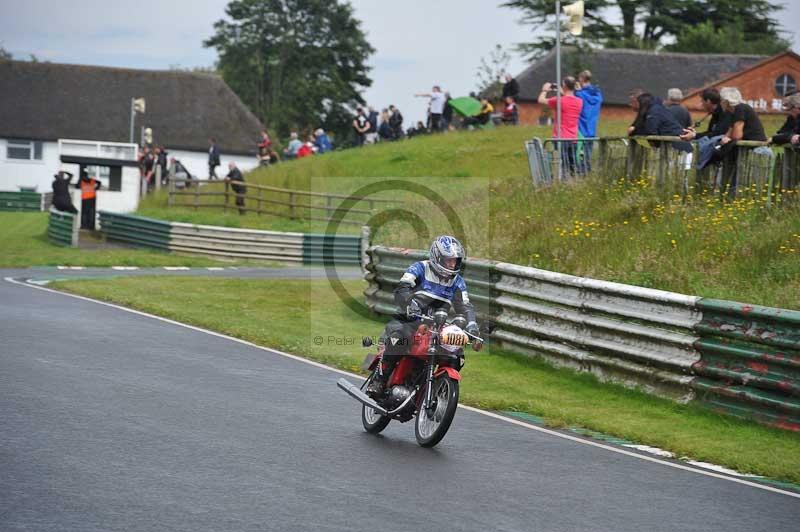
[538,77,583,175]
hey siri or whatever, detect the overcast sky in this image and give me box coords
[2,0,798,127]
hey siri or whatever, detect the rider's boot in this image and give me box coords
[366,358,396,398]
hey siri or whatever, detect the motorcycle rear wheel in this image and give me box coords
[415,376,459,447]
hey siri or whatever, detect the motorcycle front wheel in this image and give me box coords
[415,375,459,447]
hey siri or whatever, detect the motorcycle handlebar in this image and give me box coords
[407,313,485,343]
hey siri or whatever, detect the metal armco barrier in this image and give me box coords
[364,246,800,431]
[47,207,79,247]
[0,191,51,211]
[99,211,363,266]
[303,234,362,266]
[691,300,800,430]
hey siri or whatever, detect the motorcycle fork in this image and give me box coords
[422,333,438,411]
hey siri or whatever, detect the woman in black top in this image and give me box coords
[719,87,766,145]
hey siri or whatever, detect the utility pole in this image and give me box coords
[555,0,562,181]
[130,98,135,144]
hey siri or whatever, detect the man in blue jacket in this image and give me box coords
[575,70,603,172]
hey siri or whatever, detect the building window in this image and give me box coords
[775,74,797,97]
[6,139,43,160]
[85,165,121,192]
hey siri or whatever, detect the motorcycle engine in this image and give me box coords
[388,385,411,408]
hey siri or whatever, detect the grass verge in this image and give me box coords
[0,212,266,268]
[51,276,800,484]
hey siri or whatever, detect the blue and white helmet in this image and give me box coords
[429,235,465,280]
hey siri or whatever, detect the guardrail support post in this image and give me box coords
[360,225,371,273]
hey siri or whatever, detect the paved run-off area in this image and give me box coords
[1,278,798,532]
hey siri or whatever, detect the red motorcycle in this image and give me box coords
[337,308,484,447]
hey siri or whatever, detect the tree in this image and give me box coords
[204,0,374,143]
[0,45,12,61]
[666,21,790,55]
[501,0,789,59]
[476,44,512,98]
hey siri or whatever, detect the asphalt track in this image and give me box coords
[1,277,798,531]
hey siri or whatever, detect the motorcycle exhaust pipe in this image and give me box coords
[337,378,389,416]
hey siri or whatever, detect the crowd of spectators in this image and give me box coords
[534,70,605,174]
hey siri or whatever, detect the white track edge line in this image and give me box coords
[4,276,799,500]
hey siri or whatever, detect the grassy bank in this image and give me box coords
[135,118,799,309]
[0,212,228,267]
[52,276,800,483]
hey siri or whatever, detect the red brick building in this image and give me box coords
[514,48,800,125]
[682,51,800,113]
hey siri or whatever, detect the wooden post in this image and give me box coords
[257,187,262,216]
[224,181,229,213]
[289,192,295,219]
[168,176,174,207]
[326,196,332,219]
[194,184,199,211]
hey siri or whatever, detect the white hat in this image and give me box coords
[719,87,743,106]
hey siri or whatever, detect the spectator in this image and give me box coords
[719,87,767,144]
[208,138,220,179]
[296,140,313,158]
[575,70,603,171]
[771,92,800,146]
[51,170,77,214]
[442,92,454,130]
[463,96,493,128]
[141,146,156,192]
[415,85,446,132]
[268,149,281,164]
[257,130,272,166]
[538,77,584,174]
[225,161,246,215]
[501,96,519,125]
[156,145,168,185]
[75,168,101,230]
[716,87,768,195]
[665,88,692,129]
[378,109,394,141]
[365,106,379,144]
[388,105,404,139]
[283,132,303,159]
[629,92,692,154]
[352,108,370,146]
[680,87,733,141]
[313,128,333,153]
[407,121,428,138]
[502,73,519,101]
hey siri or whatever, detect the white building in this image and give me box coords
[0,60,264,212]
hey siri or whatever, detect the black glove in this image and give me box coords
[406,298,422,319]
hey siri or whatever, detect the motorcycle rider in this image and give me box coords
[367,235,478,397]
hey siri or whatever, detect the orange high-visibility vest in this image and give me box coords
[81,179,97,200]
